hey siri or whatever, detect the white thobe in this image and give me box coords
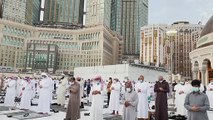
[123,91,138,120]
[56,79,67,105]
[4,79,16,107]
[77,80,84,102]
[176,84,189,115]
[135,81,149,118]
[49,78,54,103]
[200,83,205,93]
[174,83,181,107]
[109,82,121,111]
[37,78,51,113]
[16,78,24,96]
[20,81,32,109]
[206,82,213,108]
[31,79,36,99]
[90,82,104,120]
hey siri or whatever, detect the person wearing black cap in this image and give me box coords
[184,79,210,120]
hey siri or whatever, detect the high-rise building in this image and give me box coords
[2,0,41,25]
[140,25,167,67]
[0,19,122,74]
[110,0,148,61]
[43,0,84,25]
[110,0,121,33]
[164,21,203,78]
[85,0,111,28]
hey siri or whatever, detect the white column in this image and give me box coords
[201,63,207,86]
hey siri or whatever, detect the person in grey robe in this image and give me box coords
[65,77,80,120]
[123,81,138,120]
[184,79,210,120]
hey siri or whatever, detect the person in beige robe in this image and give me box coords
[123,81,138,120]
[65,77,80,120]
[56,76,67,107]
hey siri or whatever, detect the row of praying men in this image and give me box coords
[1,73,54,115]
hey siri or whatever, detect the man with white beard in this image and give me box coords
[90,76,104,120]
[4,76,17,110]
[135,75,149,120]
[20,77,33,110]
[108,78,121,115]
[175,80,188,115]
[206,79,213,109]
[56,74,67,107]
[37,73,52,115]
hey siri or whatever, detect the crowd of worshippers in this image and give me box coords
[0,73,213,120]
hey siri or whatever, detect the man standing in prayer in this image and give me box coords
[31,77,36,100]
[206,79,213,109]
[109,78,121,115]
[20,77,33,110]
[175,79,188,115]
[135,75,149,120]
[37,73,52,115]
[106,77,113,107]
[90,76,104,120]
[76,77,84,108]
[4,76,17,110]
[154,76,169,120]
[56,74,67,107]
[184,79,210,120]
[123,81,138,120]
[65,77,80,120]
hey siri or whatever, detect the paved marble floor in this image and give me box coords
[0,98,213,120]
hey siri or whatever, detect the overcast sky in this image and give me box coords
[149,0,213,25]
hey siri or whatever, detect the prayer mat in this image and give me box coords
[84,103,91,106]
[4,111,29,116]
[51,105,66,112]
[103,113,122,120]
[0,106,9,111]
[12,112,50,120]
[51,104,88,112]
[169,103,175,107]
[168,107,177,112]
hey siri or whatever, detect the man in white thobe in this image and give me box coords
[90,76,104,120]
[174,80,181,108]
[135,75,149,120]
[37,73,52,114]
[4,77,16,109]
[108,78,121,115]
[20,77,33,110]
[30,77,36,99]
[123,81,138,120]
[206,79,213,108]
[176,80,188,115]
[16,76,24,97]
[48,76,54,104]
[56,75,67,107]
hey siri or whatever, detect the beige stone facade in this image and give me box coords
[0,19,122,74]
[140,22,203,79]
[190,16,213,86]
[140,25,167,67]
